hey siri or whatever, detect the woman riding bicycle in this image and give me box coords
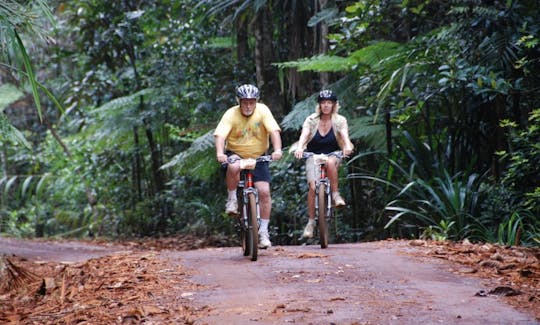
[293,90,354,239]
[214,84,283,249]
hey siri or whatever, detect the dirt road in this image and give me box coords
[1,237,539,324]
[166,242,538,325]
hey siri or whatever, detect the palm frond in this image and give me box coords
[89,88,159,141]
[274,54,355,72]
[0,256,39,291]
[281,75,358,131]
[162,130,218,180]
[348,116,387,151]
[0,112,30,148]
[349,41,402,68]
[307,7,339,27]
[0,84,24,110]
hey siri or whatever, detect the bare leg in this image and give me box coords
[255,181,271,220]
[326,157,340,194]
[226,162,241,191]
[307,181,316,220]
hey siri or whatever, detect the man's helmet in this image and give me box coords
[318,89,337,102]
[236,84,260,99]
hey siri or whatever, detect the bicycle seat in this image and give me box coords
[239,158,257,170]
[313,154,329,165]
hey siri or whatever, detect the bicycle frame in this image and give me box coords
[227,155,271,261]
[237,162,260,231]
[301,151,344,248]
[314,158,332,229]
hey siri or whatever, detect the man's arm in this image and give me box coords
[215,135,228,163]
[269,130,282,161]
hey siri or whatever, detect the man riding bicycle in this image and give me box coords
[214,84,283,248]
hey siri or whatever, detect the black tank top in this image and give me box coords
[306,126,340,154]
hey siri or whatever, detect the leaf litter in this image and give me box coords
[1,236,539,323]
[407,239,540,320]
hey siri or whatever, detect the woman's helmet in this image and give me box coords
[318,89,337,102]
[236,84,260,100]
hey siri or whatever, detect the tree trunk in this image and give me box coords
[284,0,315,101]
[318,0,329,87]
[254,5,283,118]
[236,17,249,60]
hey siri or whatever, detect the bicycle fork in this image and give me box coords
[314,165,332,223]
[241,172,261,229]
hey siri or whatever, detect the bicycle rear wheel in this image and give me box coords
[317,184,329,249]
[247,192,259,261]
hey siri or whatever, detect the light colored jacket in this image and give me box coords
[290,112,354,152]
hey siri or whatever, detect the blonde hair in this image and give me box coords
[315,101,340,116]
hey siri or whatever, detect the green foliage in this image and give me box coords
[162,130,217,180]
[350,132,486,240]
[498,109,540,216]
[0,113,30,148]
[2,0,540,247]
[497,211,523,247]
[0,84,24,111]
[275,54,355,72]
[385,170,484,240]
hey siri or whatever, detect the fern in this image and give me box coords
[274,54,355,72]
[87,88,160,146]
[0,112,30,148]
[0,84,24,110]
[349,116,387,151]
[349,41,402,67]
[162,130,217,180]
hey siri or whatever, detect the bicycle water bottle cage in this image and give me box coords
[313,154,329,165]
[240,158,257,170]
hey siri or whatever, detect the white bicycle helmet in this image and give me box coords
[236,84,260,100]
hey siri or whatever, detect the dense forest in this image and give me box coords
[1,0,538,247]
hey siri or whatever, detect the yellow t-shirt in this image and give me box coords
[214,103,281,158]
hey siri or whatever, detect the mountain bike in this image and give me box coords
[226,155,272,261]
[300,151,345,248]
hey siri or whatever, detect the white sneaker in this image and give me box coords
[259,232,272,249]
[333,192,346,207]
[302,220,315,238]
[225,199,238,215]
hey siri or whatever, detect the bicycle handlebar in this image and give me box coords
[300,151,346,160]
[226,155,272,165]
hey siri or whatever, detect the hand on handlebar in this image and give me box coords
[216,153,228,164]
[294,149,304,159]
[271,150,283,161]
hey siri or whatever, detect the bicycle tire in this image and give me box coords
[247,192,259,261]
[241,218,249,257]
[318,184,329,249]
[237,190,250,256]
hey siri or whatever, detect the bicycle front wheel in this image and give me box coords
[317,184,329,249]
[247,192,259,261]
[237,193,250,256]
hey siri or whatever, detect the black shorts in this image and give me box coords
[221,152,271,183]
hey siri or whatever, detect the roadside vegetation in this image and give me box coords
[1,0,538,247]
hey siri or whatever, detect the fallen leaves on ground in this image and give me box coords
[0,251,202,324]
[407,239,540,320]
[1,236,539,323]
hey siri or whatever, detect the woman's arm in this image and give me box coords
[339,120,354,156]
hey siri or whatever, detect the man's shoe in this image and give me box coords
[302,221,315,238]
[225,199,238,215]
[333,192,346,207]
[259,232,272,249]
